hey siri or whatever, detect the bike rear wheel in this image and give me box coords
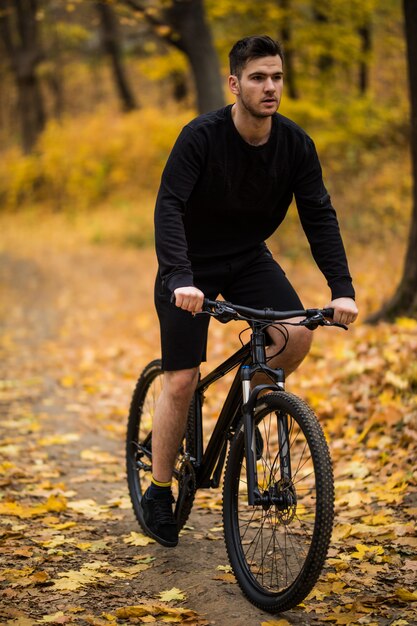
[126,359,196,532]
[223,391,334,613]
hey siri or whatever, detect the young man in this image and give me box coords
[140,35,358,547]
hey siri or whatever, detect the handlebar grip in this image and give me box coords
[322,308,334,319]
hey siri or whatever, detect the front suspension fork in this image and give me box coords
[241,365,287,506]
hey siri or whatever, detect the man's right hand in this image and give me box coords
[173,286,205,313]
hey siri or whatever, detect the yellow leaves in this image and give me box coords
[261,620,291,626]
[38,433,80,445]
[0,494,67,518]
[123,531,155,546]
[306,580,349,601]
[215,564,233,573]
[67,499,115,520]
[158,587,186,602]
[109,563,150,577]
[396,317,417,330]
[114,604,203,622]
[385,371,408,390]
[60,375,76,388]
[40,612,70,623]
[212,572,237,584]
[335,489,371,508]
[321,606,367,624]
[395,588,417,602]
[50,561,106,591]
[351,544,385,561]
[361,513,395,525]
[332,523,352,541]
[80,449,118,464]
[0,567,49,587]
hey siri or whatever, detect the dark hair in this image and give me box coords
[229,35,284,78]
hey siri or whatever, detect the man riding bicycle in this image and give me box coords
[139,35,358,548]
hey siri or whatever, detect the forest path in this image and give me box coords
[1,216,415,626]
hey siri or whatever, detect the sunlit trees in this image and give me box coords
[122,0,224,113]
[370,0,417,320]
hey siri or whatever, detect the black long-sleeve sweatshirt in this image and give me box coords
[155,105,355,300]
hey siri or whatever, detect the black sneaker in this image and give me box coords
[139,488,178,547]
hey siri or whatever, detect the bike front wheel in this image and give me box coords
[223,391,334,613]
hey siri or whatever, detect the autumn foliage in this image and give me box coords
[1,0,416,624]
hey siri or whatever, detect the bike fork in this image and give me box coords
[241,365,286,506]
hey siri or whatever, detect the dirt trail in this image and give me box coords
[0,231,311,626]
[2,219,415,626]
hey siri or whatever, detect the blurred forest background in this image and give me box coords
[1,4,417,623]
[0,0,415,323]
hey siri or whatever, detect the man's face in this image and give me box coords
[230,55,284,118]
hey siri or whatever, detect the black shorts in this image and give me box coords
[155,245,304,371]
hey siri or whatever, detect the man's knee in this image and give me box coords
[163,368,199,401]
[269,323,312,369]
[291,326,313,359]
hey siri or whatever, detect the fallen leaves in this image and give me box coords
[158,587,186,601]
[1,221,417,626]
[50,561,107,591]
[123,531,155,546]
[114,603,207,623]
[0,494,67,519]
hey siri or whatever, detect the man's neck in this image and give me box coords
[231,103,272,146]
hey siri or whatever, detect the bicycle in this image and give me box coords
[126,299,347,613]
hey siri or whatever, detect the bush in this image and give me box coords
[0,108,191,210]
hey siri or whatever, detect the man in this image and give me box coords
[139,35,358,547]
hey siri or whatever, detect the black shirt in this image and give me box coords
[154,105,354,300]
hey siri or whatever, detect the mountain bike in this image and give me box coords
[126,299,347,613]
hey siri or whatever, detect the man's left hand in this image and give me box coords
[326,297,358,325]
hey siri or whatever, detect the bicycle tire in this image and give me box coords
[126,359,196,532]
[223,391,334,613]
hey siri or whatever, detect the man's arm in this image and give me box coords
[293,135,357,323]
[154,126,204,298]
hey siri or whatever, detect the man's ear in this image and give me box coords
[228,75,240,96]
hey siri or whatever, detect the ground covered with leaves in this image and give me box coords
[0,213,416,626]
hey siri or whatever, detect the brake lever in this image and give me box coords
[300,315,348,331]
[195,303,239,324]
[327,321,348,330]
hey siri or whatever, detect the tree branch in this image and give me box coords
[119,0,186,52]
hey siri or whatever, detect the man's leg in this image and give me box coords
[223,248,313,381]
[139,367,199,548]
[266,320,313,377]
[151,367,199,483]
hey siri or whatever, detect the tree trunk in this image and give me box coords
[164,0,224,113]
[278,0,298,100]
[358,22,371,95]
[312,1,334,73]
[96,1,138,112]
[368,0,417,321]
[0,0,45,153]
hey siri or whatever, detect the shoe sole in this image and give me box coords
[137,497,178,548]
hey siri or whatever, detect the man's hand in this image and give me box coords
[326,297,358,325]
[173,286,205,313]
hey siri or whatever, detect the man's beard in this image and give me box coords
[240,91,277,118]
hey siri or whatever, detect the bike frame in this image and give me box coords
[190,322,291,506]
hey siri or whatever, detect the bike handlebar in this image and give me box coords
[203,298,334,321]
[170,294,346,329]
